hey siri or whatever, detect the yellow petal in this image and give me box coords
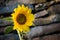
[11,4,35,33]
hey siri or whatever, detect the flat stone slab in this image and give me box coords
[0,19,13,27]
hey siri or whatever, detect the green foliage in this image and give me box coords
[4,26,13,34]
[2,17,12,20]
[0,17,13,34]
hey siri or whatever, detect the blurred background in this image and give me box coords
[0,0,60,40]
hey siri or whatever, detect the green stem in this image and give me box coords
[17,29,23,40]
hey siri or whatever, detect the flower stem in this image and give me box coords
[17,29,23,40]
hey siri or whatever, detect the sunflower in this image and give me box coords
[11,4,35,33]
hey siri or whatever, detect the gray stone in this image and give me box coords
[17,0,46,4]
[34,10,48,18]
[34,4,60,26]
[0,33,19,40]
[0,19,13,27]
[26,23,60,39]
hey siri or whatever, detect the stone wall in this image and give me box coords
[17,0,46,4]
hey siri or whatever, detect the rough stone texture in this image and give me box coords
[26,23,60,40]
[0,33,19,40]
[0,27,5,34]
[0,0,60,40]
[6,0,17,6]
[0,19,13,34]
[53,4,60,14]
[32,34,60,40]
[0,19,13,27]
[55,0,60,2]
[43,34,60,40]
[17,0,46,4]
[35,10,48,18]
[34,4,60,25]
[32,37,40,40]
[34,14,56,25]
[0,0,5,7]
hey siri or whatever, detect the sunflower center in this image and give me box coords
[17,14,26,25]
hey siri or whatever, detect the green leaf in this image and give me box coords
[2,17,12,21]
[4,26,13,34]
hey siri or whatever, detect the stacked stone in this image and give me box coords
[0,19,19,40]
[0,0,60,40]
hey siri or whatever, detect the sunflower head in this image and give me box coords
[11,4,35,33]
